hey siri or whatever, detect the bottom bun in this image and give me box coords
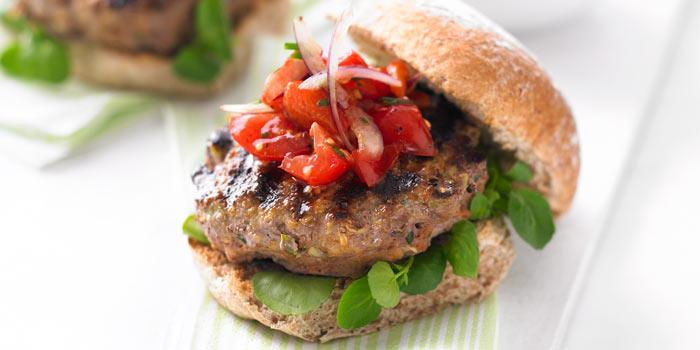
[68,0,288,96]
[189,218,514,343]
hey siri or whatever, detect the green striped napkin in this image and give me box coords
[190,292,499,350]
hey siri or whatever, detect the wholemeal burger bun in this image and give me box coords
[63,0,287,96]
[190,218,513,342]
[188,0,579,343]
[349,0,580,215]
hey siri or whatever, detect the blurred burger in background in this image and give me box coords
[1,0,288,95]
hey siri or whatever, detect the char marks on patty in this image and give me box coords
[193,107,488,278]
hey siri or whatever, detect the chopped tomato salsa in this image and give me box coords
[227,47,435,187]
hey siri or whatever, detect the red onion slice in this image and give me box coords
[299,67,402,90]
[328,8,355,151]
[292,17,326,74]
[220,104,275,114]
[346,106,384,160]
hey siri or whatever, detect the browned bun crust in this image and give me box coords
[189,218,514,343]
[349,0,580,215]
[63,0,288,96]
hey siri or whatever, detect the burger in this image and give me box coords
[1,0,288,95]
[183,0,579,342]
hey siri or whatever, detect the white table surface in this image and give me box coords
[1,0,698,349]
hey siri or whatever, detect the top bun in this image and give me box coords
[349,0,580,215]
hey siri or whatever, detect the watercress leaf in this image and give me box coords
[505,160,533,183]
[195,0,232,60]
[337,276,382,329]
[443,220,480,279]
[368,261,400,308]
[508,189,555,249]
[182,215,210,244]
[252,270,335,315]
[31,34,70,82]
[1,12,28,31]
[492,197,509,214]
[469,194,491,220]
[1,31,69,83]
[484,188,501,205]
[494,176,512,196]
[400,245,446,295]
[172,45,221,82]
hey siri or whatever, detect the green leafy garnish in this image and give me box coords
[261,131,270,139]
[443,220,480,278]
[400,245,446,295]
[337,276,382,329]
[360,117,369,124]
[182,215,210,244]
[508,189,555,249]
[317,99,330,107]
[330,144,346,158]
[289,50,302,59]
[0,15,69,83]
[505,160,533,183]
[381,97,413,105]
[252,270,335,315]
[284,42,299,50]
[469,194,491,220]
[173,0,232,83]
[172,44,221,83]
[367,261,400,308]
[470,159,555,250]
[405,231,414,244]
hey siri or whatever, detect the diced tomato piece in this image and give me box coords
[229,112,311,161]
[280,123,351,185]
[341,67,392,100]
[261,58,308,107]
[369,103,436,156]
[386,61,408,98]
[268,95,284,112]
[338,50,369,67]
[352,144,402,187]
[282,81,350,135]
[321,50,369,68]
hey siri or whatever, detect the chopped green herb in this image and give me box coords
[284,42,299,50]
[381,97,414,105]
[252,270,335,315]
[182,215,210,244]
[317,99,330,107]
[405,232,414,244]
[360,117,369,124]
[351,77,361,81]
[290,50,302,59]
[330,144,346,158]
[261,131,270,139]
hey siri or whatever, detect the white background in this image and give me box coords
[1,0,699,349]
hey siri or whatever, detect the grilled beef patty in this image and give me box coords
[193,100,488,278]
[17,0,253,55]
